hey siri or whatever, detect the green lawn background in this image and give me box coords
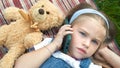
[94,0,120,47]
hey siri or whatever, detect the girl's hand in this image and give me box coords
[52,25,73,50]
[93,43,108,62]
[94,47,107,62]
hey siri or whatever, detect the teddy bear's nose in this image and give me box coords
[38,9,44,15]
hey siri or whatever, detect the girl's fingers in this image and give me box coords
[58,25,73,34]
[63,25,73,35]
[55,24,73,40]
[64,31,73,36]
[53,25,73,50]
[59,25,72,31]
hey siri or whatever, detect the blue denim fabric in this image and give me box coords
[40,56,72,68]
[80,58,91,68]
[40,56,91,68]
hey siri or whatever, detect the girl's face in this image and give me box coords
[68,16,106,60]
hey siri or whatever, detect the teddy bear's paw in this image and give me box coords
[0,60,13,68]
[24,32,43,49]
[0,54,15,68]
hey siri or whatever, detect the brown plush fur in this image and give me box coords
[0,0,64,68]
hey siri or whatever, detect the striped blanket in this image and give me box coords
[0,0,96,59]
[0,0,119,61]
[0,0,96,25]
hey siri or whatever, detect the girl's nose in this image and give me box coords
[82,38,90,48]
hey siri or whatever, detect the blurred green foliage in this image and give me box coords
[94,0,120,47]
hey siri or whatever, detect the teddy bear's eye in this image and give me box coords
[41,5,44,7]
[10,19,16,22]
[46,11,50,14]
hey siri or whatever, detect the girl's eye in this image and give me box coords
[80,32,86,37]
[92,40,98,45]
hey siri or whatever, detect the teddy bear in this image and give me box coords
[0,0,64,68]
[3,7,26,23]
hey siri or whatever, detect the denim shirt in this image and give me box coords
[40,56,72,68]
[40,56,91,68]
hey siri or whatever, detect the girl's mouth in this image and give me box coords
[77,48,86,54]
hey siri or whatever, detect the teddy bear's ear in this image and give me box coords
[19,9,30,21]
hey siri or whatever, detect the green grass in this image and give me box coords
[94,0,120,46]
